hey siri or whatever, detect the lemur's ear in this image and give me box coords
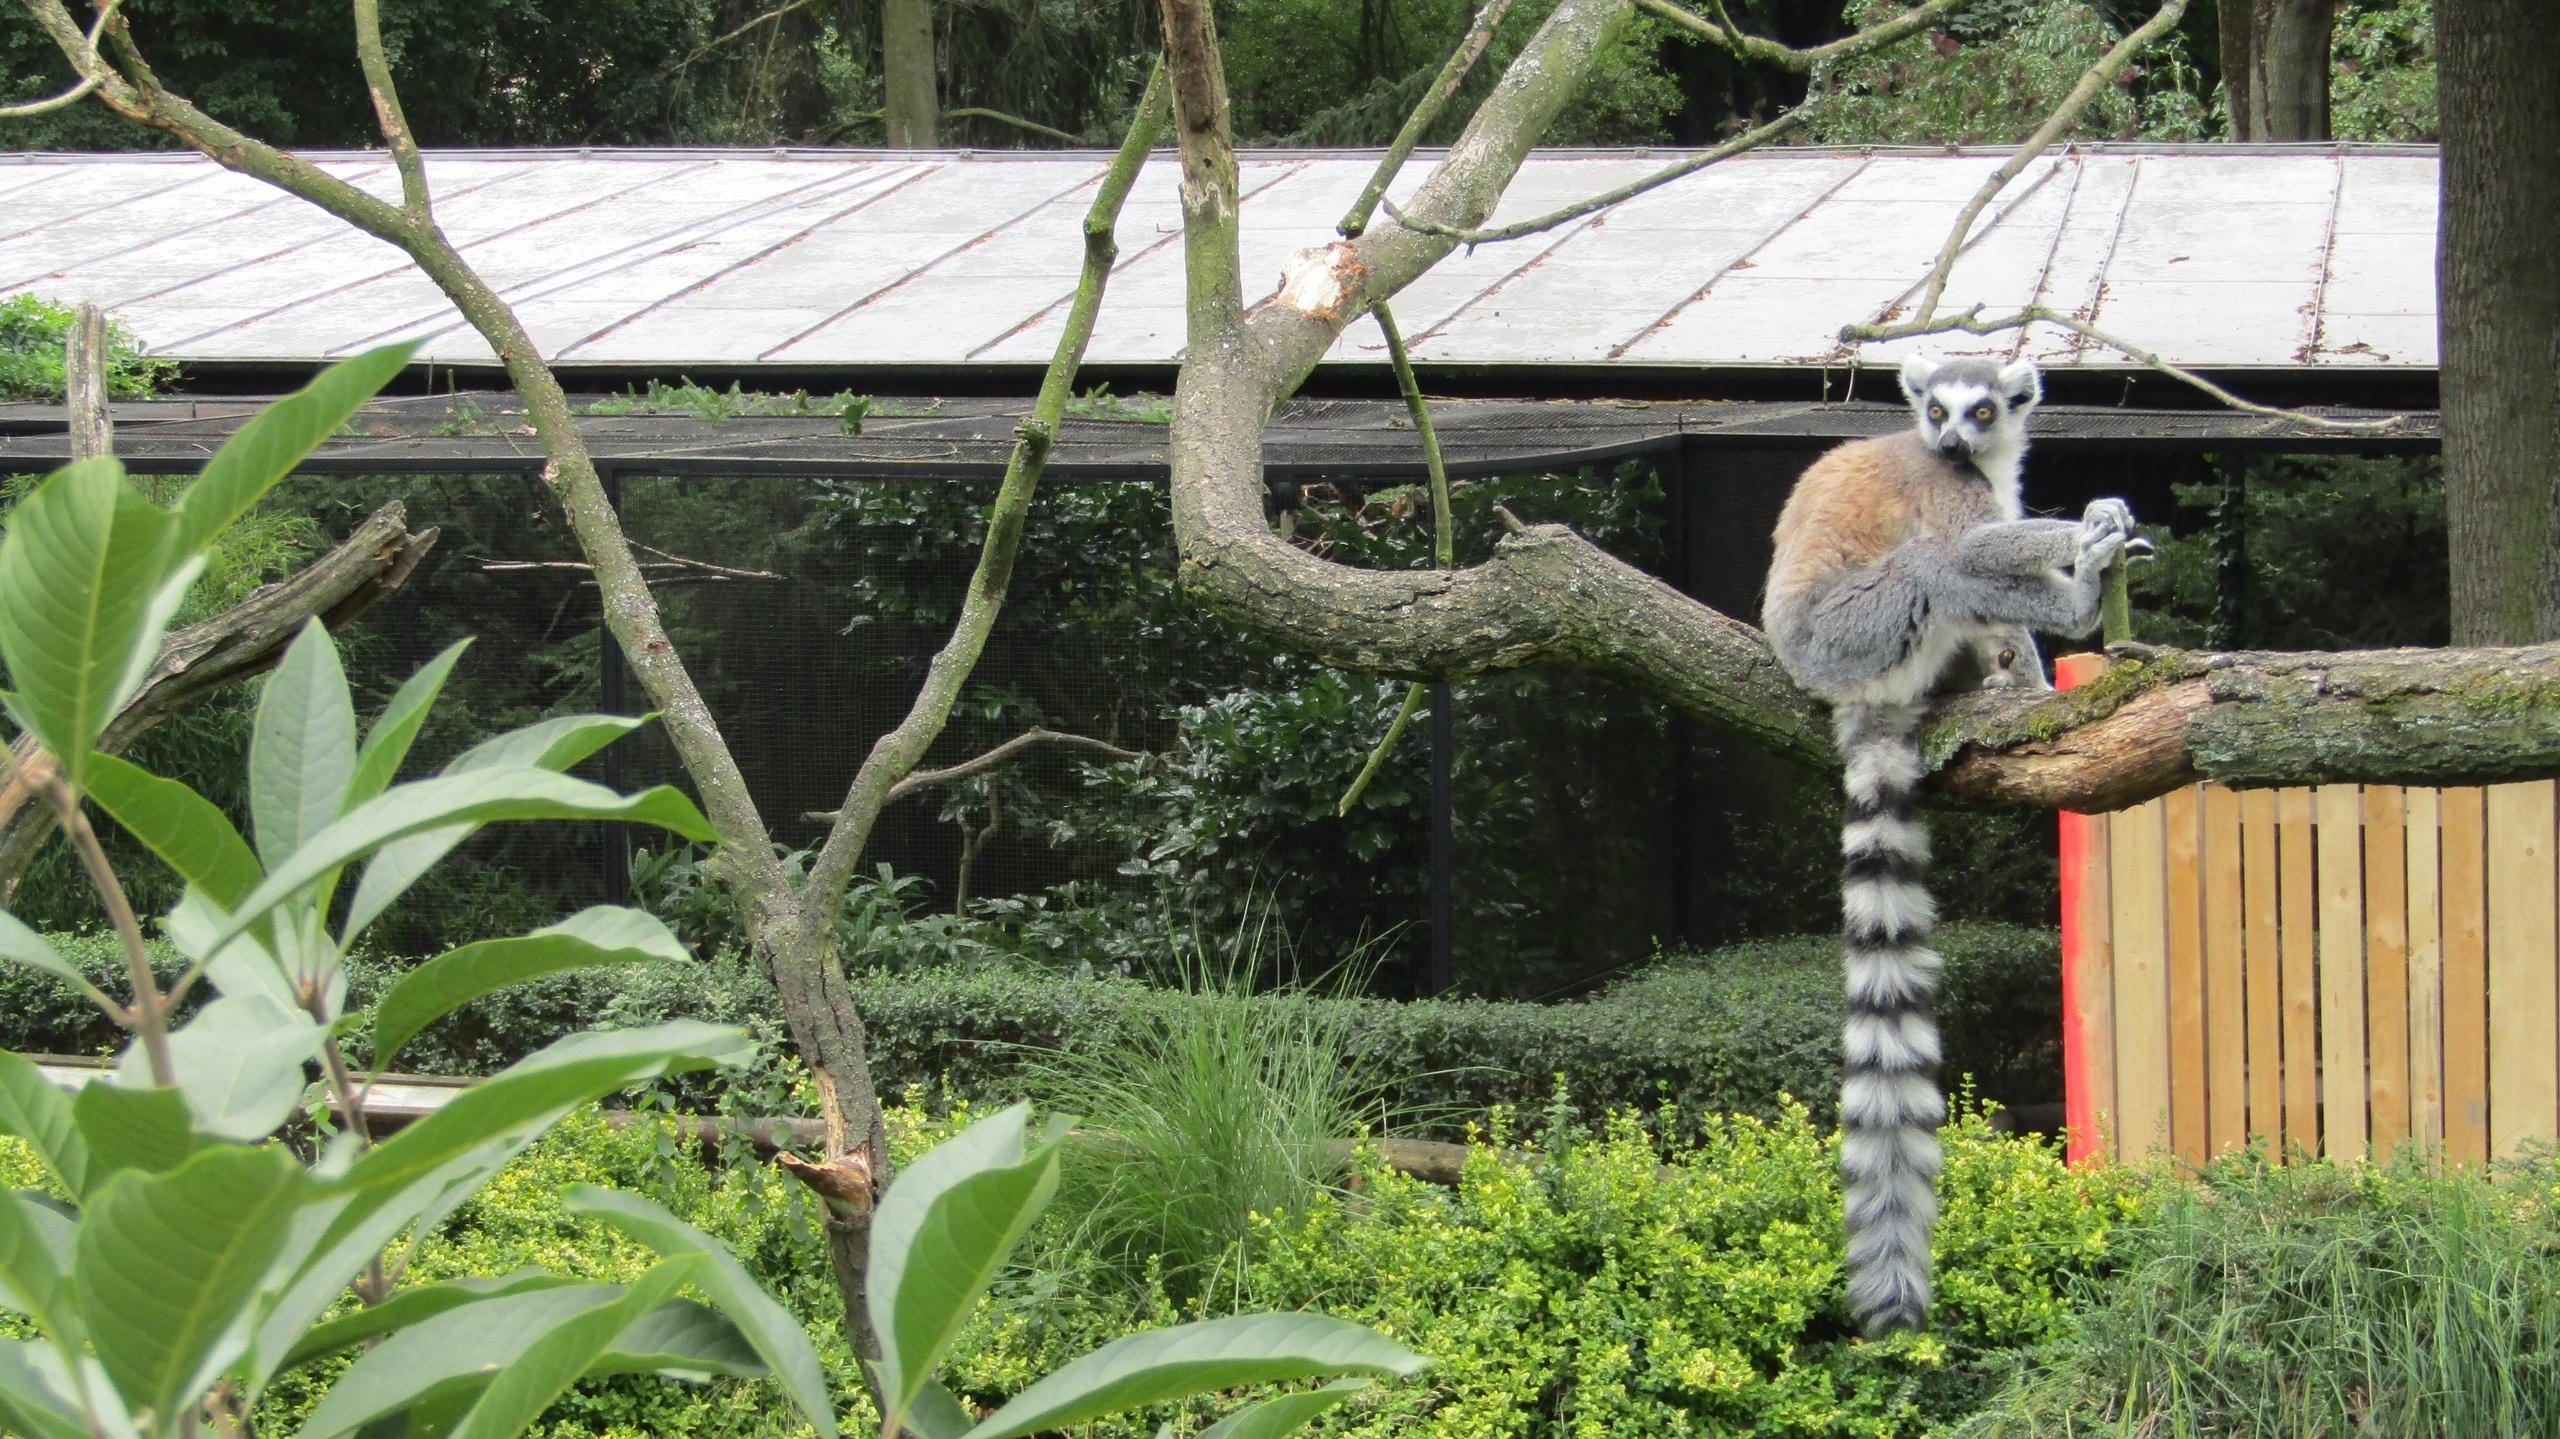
[1997,358,2043,410]
[1898,352,1940,403]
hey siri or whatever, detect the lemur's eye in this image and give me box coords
[1973,405,1994,422]
[1999,648,2018,668]
[1927,404,1946,421]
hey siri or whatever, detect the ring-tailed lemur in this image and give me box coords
[1763,353,2138,1335]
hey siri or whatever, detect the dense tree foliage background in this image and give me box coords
[2,1,2436,151]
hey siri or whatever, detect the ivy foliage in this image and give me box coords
[0,292,175,402]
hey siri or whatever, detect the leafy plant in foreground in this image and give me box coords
[0,348,836,1439]
[862,1103,1428,1439]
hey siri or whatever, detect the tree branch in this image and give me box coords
[1384,104,1808,246]
[1909,0,2188,329]
[1155,0,2560,815]
[0,0,116,116]
[804,728,1150,822]
[1338,0,1518,239]
[661,0,819,78]
[1634,0,1966,71]
[798,63,1170,925]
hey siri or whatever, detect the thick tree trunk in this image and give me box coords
[2253,0,2334,140]
[881,0,937,146]
[2218,0,2255,137]
[2439,0,2560,644]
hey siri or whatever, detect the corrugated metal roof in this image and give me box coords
[0,143,2435,376]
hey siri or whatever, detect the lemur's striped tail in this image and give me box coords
[1833,701,1945,1335]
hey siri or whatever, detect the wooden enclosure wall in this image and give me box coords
[2060,777,2560,1166]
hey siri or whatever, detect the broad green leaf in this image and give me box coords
[248,621,359,869]
[0,911,85,986]
[249,1030,746,1393]
[445,715,652,775]
[869,1103,1067,1436]
[248,1146,517,1396]
[72,1084,197,1191]
[77,1143,308,1433]
[82,756,263,908]
[344,639,471,811]
[1194,1380,1371,1439]
[959,1314,1429,1439]
[330,1023,750,1223]
[581,1299,764,1381]
[163,888,294,1013]
[291,1284,624,1439]
[563,1186,838,1438]
[342,715,653,944]
[0,460,176,782]
[280,1271,577,1373]
[207,769,715,955]
[0,1189,79,1343]
[0,1342,93,1439]
[0,1051,88,1196]
[171,346,415,559]
[442,1258,696,1439]
[371,907,690,1073]
[115,994,327,1142]
[890,1376,974,1439]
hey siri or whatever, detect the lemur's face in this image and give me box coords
[1899,356,2041,462]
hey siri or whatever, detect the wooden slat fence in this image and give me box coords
[2057,659,2560,1166]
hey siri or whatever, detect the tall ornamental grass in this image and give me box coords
[1969,1149,2560,1438]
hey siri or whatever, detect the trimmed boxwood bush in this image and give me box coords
[0,923,2063,1126]
[838,923,2062,1130]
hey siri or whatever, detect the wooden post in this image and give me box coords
[2165,784,2208,1164]
[2441,787,2490,1163]
[2242,787,2283,1145]
[2203,783,2247,1154]
[2057,652,2115,1164]
[2486,781,2558,1156]
[2364,785,2411,1153]
[66,302,113,460]
[2112,795,2173,1160]
[2317,784,2368,1160]
[2279,787,2321,1155]
[2405,786,2445,1152]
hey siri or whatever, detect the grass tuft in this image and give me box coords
[1964,1147,2560,1438]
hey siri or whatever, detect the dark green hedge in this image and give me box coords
[2,923,2062,1130]
[841,922,2061,1131]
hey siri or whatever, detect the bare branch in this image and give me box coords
[1386,104,1808,246]
[0,70,95,117]
[661,0,819,77]
[817,106,1088,146]
[473,545,786,584]
[801,67,1172,916]
[804,728,1149,822]
[1634,0,1966,72]
[349,0,429,226]
[0,0,118,116]
[1339,0,1520,238]
[1908,0,2189,328]
[1850,303,2421,434]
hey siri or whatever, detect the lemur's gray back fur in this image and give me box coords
[1763,353,2134,1334]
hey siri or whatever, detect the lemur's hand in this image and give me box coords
[2078,498,2135,543]
[2072,499,2134,575]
